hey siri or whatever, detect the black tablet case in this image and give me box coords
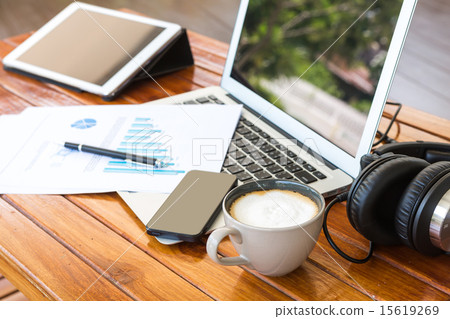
[3,28,194,101]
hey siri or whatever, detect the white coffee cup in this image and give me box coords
[207,179,325,276]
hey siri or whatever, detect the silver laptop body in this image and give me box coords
[149,0,417,197]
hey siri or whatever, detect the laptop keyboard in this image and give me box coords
[180,94,327,184]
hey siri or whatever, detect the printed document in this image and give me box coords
[0,104,242,194]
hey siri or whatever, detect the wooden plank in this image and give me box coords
[378,117,448,144]
[310,235,449,300]
[189,46,227,75]
[120,72,203,103]
[0,198,133,301]
[325,202,450,296]
[186,30,230,59]
[216,202,449,300]
[0,66,84,109]
[216,239,370,301]
[1,291,28,301]
[0,85,31,114]
[383,103,450,141]
[0,277,17,299]
[66,193,292,301]
[0,21,448,302]
[1,32,33,49]
[174,66,222,89]
[4,194,211,301]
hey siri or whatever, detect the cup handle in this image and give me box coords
[206,227,249,266]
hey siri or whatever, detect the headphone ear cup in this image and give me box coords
[395,161,450,253]
[347,156,429,245]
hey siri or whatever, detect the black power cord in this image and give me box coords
[373,101,402,147]
[322,101,403,263]
[322,192,374,264]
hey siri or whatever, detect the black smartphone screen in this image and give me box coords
[146,170,237,242]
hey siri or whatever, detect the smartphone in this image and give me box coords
[146,170,237,242]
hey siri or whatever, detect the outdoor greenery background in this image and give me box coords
[233,0,402,113]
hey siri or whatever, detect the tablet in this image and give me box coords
[3,2,182,99]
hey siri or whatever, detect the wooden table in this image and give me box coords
[0,26,449,301]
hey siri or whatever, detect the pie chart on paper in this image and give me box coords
[71,118,97,129]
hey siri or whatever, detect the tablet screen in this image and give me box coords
[16,8,165,85]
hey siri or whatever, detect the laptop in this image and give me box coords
[120,0,417,238]
[145,0,417,195]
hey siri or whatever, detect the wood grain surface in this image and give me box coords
[0,15,449,300]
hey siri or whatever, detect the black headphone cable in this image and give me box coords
[322,192,375,264]
[373,102,402,147]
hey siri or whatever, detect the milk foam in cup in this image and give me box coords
[230,190,318,228]
[207,179,325,276]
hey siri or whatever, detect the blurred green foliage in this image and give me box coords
[234,0,402,113]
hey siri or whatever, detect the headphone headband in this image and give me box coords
[374,141,450,163]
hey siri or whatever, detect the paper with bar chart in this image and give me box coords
[0,104,242,194]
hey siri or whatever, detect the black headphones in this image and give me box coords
[323,141,450,263]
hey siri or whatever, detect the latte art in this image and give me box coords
[230,190,318,228]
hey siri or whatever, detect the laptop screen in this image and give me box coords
[230,0,403,156]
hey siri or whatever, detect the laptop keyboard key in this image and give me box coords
[238,156,254,166]
[294,171,318,184]
[247,164,263,173]
[236,172,253,182]
[248,151,265,162]
[285,163,303,173]
[232,133,243,141]
[313,171,327,180]
[251,125,262,133]
[267,150,282,159]
[257,158,274,167]
[234,139,247,148]
[223,157,235,167]
[287,150,296,158]
[266,164,283,174]
[250,137,263,145]
[246,133,260,141]
[236,127,251,135]
[196,97,210,104]
[228,165,244,174]
[275,171,293,180]
[275,157,293,166]
[260,144,275,153]
[183,100,198,104]
[275,144,287,152]
[233,150,246,160]
[303,164,316,172]
[254,170,272,179]
[242,144,257,154]
[243,119,254,127]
